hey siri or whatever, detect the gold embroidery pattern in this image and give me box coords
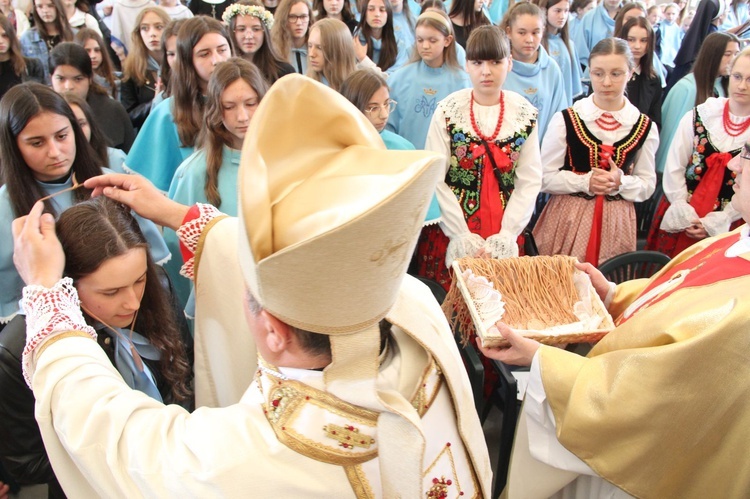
[324,424,375,449]
[413,357,444,417]
[423,443,468,498]
[344,465,376,499]
[427,476,451,498]
[264,385,297,424]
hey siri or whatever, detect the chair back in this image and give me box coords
[598,250,671,284]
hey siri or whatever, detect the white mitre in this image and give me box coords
[236,74,445,497]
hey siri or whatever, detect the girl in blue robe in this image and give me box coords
[0,83,169,325]
[356,0,410,73]
[573,0,620,67]
[538,0,583,106]
[167,59,268,309]
[387,10,470,148]
[123,17,233,192]
[501,2,567,141]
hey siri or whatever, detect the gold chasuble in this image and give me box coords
[530,226,750,498]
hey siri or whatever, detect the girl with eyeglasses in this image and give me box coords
[646,46,750,258]
[0,83,169,326]
[534,0,583,107]
[341,69,411,149]
[120,7,170,129]
[416,25,543,290]
[386,10,469,148]
[533,38,658,265]
[656,32,740,173]
[272,0,313,73]
[500,2,567,139]
[224,1,295,84]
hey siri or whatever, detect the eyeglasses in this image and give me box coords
[741,154,750,162]
[288,14,309,23]
[234,26,264,34]
[589,70,627,82]
[730,73,750,86]
[364,100,397,116]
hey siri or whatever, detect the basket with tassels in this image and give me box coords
[443,255,615,347]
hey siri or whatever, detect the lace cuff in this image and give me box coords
[445,232,485,267]
[701,209,737,237]
[20,278,96,387]
[659,200,698,232]
[574,171,594,195]
[177,203,224,279]
[484,231,519,260]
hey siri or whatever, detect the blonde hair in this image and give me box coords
[306,18,356,91]
[410,11,460,71]
[123,7,171,87]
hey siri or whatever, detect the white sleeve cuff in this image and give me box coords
[659,200,698,232]
[445,232,485,267]
[484,231,519,260]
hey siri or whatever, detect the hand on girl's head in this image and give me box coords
[12,201,65,289]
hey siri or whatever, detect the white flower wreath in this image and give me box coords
[222,4,274,29]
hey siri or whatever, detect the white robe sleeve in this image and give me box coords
[539,112,593,195]
[660,111,699,231]
[615,124,658,202]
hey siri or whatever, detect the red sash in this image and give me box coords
[473,142,511,239]
[585,145,615,263]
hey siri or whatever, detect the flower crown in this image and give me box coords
[222,4,274,29]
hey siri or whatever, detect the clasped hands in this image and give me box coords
[588,158,622,196]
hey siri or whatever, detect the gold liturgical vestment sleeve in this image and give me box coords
[539,229,750,498]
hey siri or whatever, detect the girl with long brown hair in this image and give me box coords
[0,82,169,325]
[74,27,119,99]
[0,15,44,100]
[123,16,232,192]
[0,195,193,494]
[271,0,312,73]
[19,0,74,82]
[169,58,268,212]
[120,6,170,128]
[223,1,295,84]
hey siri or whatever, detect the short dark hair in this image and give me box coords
[466,25,510,61]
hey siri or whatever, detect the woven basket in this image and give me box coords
[449,257,615,347]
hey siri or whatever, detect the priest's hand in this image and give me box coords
[476,323,540,367]
[574,261,612,302]
[0,480,10,499]
[84,173,190,231]
[12,201,65,289]
[685,219,708,240]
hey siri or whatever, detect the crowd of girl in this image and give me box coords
[2,0,750,494]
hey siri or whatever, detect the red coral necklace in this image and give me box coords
[722,100,750,137]
[595,112,621,131]
[470,91,505,142]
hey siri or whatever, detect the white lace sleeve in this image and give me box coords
[659,199,699,232]
[20,277,96,387]
[176,203,225,279]
[445,232,485,267]
[701,204,741,237]
[484,230,520,259]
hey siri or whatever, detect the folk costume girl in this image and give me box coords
[535,0,583,107]
[656,32,739,173]
[0,83,169,325]
[386,10,469,148]
[533,38,658,265]
[645,48,750,258]
[501,2,567,140]
[0,196,192,495]
[417,25,542,290]
[123,16,232,192]
[224,2,295,84]
[120,7,170,128]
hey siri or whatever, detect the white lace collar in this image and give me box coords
[573,94,640,127]
[696,97,750,147]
